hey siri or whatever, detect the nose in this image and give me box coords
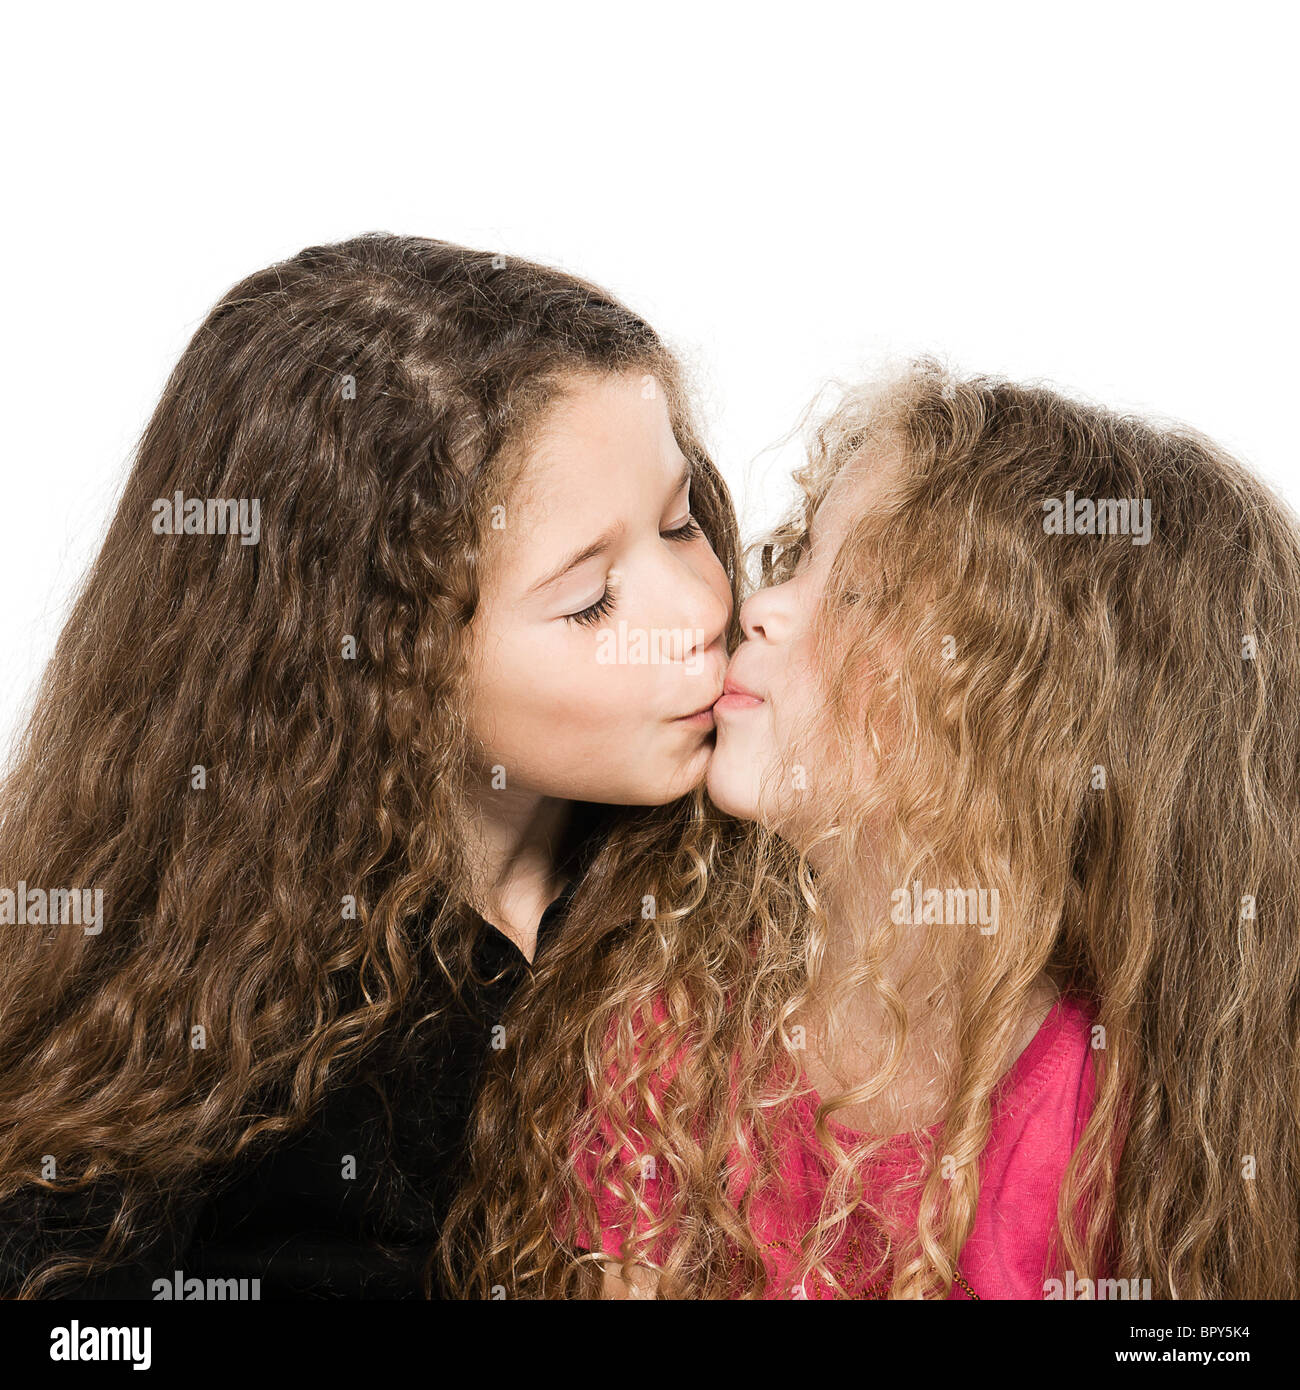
[685,586,731,673]
[739,581,793,644]
[664,547,731,665]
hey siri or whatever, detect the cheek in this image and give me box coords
[537,660,646,735]
[475,640,642,747]
[768,631,823,744]
[773,672,824,763]
[467,630,712,802]
[715,648,829,824]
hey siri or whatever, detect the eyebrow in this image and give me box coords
[525,521,626,596]
[525,459,693,596]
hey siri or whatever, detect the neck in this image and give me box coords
[810,838,925,996]
[798,847,1057,1133]
[464,786,575,964]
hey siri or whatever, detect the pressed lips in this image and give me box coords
[713,673,764,714]
[675,684,725,725]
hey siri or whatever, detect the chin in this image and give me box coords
[704,761,759,823]
[605,749,712,807]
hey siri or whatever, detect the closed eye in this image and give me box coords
[562,517,701,629]
[662,516,703,542]
[564,583,618,628]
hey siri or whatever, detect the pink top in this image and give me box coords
[572,993,1099,1299]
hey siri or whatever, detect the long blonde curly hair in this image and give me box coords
[447,357,1300,1300]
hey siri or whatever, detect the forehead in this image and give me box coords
[480,371,683,596]
[814,439,908,540]
[511,371,674,511]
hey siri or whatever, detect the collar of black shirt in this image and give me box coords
[474,872,579,972]
[472,800,609,972]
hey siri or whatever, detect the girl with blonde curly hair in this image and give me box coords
[451,359,1300,1300]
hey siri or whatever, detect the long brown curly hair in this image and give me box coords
[0,233,746,1297]
[449,357,1300,1300]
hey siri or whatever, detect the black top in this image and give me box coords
[0,812,605,1300]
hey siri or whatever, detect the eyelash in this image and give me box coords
[566,580,619,629]
[662,516,703,543]
[563,516,703,627]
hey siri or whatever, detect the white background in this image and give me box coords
[2,1,1296,753]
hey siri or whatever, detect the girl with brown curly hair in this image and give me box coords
[451,359,1300,1300]
[0,233,744,1298]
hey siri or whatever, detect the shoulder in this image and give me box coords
[960,992,1100,1297]
[992,990,1100,1139]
